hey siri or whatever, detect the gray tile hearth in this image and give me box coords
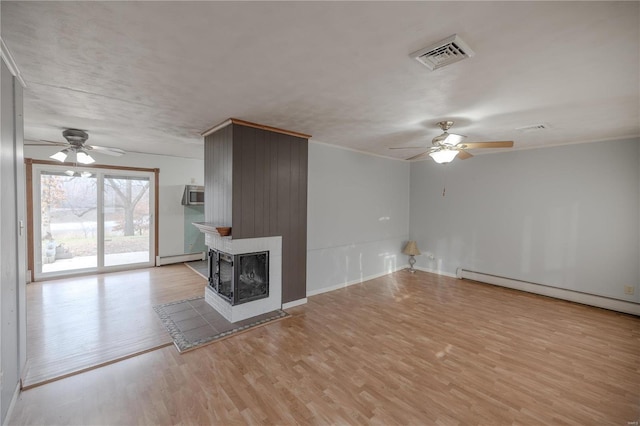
[154,296,289,352]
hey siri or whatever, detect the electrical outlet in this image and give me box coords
[624,285,635,295]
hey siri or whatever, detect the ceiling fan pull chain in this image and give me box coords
[442,168,447,197]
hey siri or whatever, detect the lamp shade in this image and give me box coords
[442,133,465,146]
[403,240,421,256]
[76,150,95,164]
[429,149,459,164]
[50,149,69,162]
[433,132,465,146]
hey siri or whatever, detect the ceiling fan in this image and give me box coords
[390,121,514,163]
[25,129,125,164]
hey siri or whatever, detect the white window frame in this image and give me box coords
[32,163,156,280]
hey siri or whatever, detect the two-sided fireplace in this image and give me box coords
[208,249,269,305]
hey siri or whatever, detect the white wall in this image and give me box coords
[1,54,25,425]
[26,137,640,306]
[24,147,204,258]
[409,138,640,303]
[307,142,410,295]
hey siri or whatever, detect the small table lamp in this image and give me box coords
[403,241,421,273]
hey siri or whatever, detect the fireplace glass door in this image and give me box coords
[236,252,269,304]
[209,249,270,305]
[217,251,233,301]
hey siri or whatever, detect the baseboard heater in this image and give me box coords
[156,252,206,266]
[456,268,640,316]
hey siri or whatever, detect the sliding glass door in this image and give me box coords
[33,164,155,279]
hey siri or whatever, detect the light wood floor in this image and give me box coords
[11,270,640,425]
[23,264,206,387]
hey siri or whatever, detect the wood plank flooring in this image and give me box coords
[23,264,205,388]
[11,270,640,425]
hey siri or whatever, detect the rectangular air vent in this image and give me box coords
[516,124,549,132]
[411,34,475,71]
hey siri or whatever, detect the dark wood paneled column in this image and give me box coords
[204,124,233,225]
[203,119,309,303]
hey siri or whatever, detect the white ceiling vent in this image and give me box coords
[516,124,549,132]
[411,34,475,71]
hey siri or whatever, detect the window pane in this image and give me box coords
[41,172,97,273]
[103,175,151,267]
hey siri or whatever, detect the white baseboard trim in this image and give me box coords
[282,298,307,309]
[413,266,458,278]
[156,252,205,266]
[459,269,640,316]
[2,381,20,426]
[307,265,407,297]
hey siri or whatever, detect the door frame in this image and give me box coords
[25,159,159,281]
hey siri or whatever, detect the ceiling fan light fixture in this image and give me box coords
[50,148,70,162]
[429,149,459,164]
[442,133,465,146]
[76,150,95,164]
[64,170,93,178]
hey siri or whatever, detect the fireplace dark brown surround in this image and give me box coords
[208,249,269,305]
[203,118,310,304]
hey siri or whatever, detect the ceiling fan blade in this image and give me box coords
[25,142,63,146]
[456,149,473,160]
[389,146,429,150]
[462,141,514,149]
[88,145,125,156]
[406,151,430,161]
[24,139,69,146]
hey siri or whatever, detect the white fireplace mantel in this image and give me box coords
[192,222,282,322]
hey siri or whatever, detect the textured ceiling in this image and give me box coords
[2,1,639,160]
